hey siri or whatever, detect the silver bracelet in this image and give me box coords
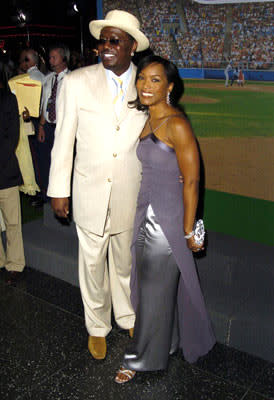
[184,231,194,239]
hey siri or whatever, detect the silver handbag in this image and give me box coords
[194,219,205,245]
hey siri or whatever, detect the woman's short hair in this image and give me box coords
[129,55,184,112]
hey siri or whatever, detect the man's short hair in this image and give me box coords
[49,44,70,64]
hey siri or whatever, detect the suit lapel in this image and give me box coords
[90,64,116,120]
[87,63,137,125]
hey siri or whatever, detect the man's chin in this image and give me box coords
[102,63,114,70]
[101,59,116,70]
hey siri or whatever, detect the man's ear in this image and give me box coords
[131,40,138,55]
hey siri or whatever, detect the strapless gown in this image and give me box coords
[122,132,216,371]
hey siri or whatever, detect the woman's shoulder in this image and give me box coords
[167,113,191,132]
[167,113,194,145]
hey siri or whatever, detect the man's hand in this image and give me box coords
[51,198,70,218]
[38,124,45,142]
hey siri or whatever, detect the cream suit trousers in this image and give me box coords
[0,186,25,271]
[76,212,135,337]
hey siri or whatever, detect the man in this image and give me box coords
[224,61,232,87]
[0,72,25,285]
[47,10,149,360]
[230,66,238,87]
[38,44,70,202]
[20,48,45,83]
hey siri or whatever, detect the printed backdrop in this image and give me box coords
[100,0,274,245]
[194,0,274,4]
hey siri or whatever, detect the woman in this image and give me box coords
[8,70,40,197]
[115,56,215,383]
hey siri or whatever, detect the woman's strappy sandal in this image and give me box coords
[115,366,136,384]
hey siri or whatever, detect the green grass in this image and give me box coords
[181,79,274,138]
[204,189,274,246]
[178,79,274,245]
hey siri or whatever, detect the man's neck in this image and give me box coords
[107,62,131,77]
[105,63,132,78]
[54,66,67,75]
[27,65,36,72]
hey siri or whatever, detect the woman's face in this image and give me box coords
[136,62,173,107]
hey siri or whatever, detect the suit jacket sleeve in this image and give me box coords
[47,73,78,198]
[0,92,20,169]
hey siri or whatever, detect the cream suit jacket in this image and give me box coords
[47,63,147,236]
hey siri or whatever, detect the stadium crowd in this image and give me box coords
[231,2,274,70]
[103,0,274,70]
[2,1,272,73]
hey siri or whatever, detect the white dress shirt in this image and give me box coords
[105,64,133,115]
[41,68,69,123]
[27,66,45,83]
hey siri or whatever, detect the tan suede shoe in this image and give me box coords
[129,328,134,338]
[88,336,107,360]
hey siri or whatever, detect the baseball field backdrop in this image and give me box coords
[99,0,274,246]
[182,80,274,246]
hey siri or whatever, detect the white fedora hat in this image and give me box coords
[89,10,149,52]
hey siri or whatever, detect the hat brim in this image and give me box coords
[89,20,149,52]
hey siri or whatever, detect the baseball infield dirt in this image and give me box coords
[198,137,274,202]
[183,82,274,202]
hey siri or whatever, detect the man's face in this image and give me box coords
[25,51,36,70]
[19,50,35,72]
[49,49,66,73]
[19,51,27,73]
[98,27,137,76]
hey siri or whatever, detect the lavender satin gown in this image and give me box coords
[122,132,215,371]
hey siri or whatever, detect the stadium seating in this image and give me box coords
[103,0,274,70]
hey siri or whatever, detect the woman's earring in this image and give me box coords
[131,52,134,57]
[166,92,170,105]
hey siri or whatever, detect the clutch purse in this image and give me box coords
[194,219,205,245]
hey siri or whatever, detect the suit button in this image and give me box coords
[108,178,112,182]
[116,126,120,131]
[113,153,117,158]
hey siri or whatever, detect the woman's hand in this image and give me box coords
[186,236,204,253]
